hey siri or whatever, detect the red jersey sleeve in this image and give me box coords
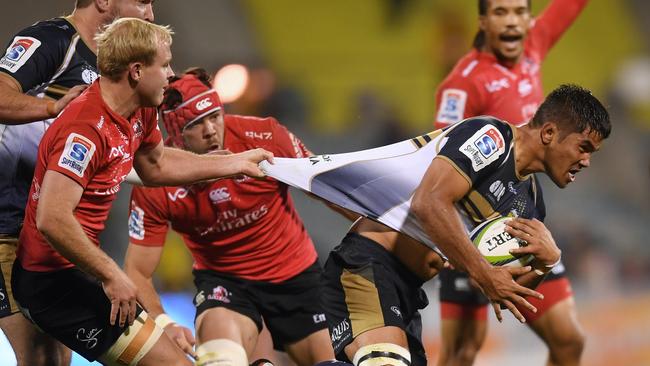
[138,108,163,151]
[128,186,169,246]
[529,0,588,59]
[270,118,312,158]
[434,76,484,130]
[46,121,104,188]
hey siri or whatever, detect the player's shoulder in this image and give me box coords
[447,116,514,143]
[443,50,494,84]
[225,114,281,140]
[12,17,76,43]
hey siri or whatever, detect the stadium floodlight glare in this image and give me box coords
[213,64,249,103]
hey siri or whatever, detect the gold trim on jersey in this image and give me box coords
[45,84,70,97]
[410,129,443,148]
[341,267,385,338]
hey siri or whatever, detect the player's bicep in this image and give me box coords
[413,157,471,207]
[132,140,164,182]
[36,170,84,227]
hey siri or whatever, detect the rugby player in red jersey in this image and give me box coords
[0,1,155,364]
[433,1,589,365]
[124,68,340,366]
[11,19,272,366]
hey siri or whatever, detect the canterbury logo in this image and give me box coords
[195,98,213,111]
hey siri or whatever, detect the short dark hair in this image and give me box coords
[473,0,532,49]
[161,67,212,110]
[530,84,611,139]
[75,0,93,8]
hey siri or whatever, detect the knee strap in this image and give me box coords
[352,343,411,366]
[196,338,248,366]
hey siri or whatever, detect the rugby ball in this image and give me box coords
[470,216,533,267]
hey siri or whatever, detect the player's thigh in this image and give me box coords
[192,270,263,354]
[284,328,333,366]
[528,294,584,349]
[195,303,260,354]
[0,312,71,366]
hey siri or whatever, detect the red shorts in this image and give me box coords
[440,277,573,323]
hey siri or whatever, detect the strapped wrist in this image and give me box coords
[154,313,176,328]
[545,256,562,269]
[46,100,57,117]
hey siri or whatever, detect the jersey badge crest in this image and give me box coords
[0,36,42,73]
[58,133,96,178]
[437,89,467,124]
[459,125,505,171]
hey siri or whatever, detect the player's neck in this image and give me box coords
[99,78,140,119]
[514,125,545,176]
[68,8,107,54]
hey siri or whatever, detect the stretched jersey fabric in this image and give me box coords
[128,115,317,283]
[0,17,98,235]
[18,81,161,272]
[261,117,544,257]
[434,0,587,128]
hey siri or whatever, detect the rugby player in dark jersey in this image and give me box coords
[0,2,154,364]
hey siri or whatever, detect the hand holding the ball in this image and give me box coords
[505,218,561,267]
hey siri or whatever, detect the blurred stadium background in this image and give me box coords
[1,1,649,365]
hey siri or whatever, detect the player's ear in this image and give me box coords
[94,0,110,13]
[128,62,143,83]
[540,122,558,145]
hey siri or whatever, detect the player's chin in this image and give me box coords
[549,172,570,188]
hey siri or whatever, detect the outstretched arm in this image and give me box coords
[532,0,589,56]
[411,158,542,322]
[133,141,274,187]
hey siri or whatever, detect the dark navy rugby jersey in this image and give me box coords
[437,117,546,224]
[0,17,97,235]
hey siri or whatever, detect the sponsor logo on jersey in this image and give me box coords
[437,88,467,124]
[195,97,213,111]
[133,118,144,138]
[207,286,231,303]
[309,154,332,165]
[196,205,269,236]
[128,205,145,240]
[209,187,231,203]
[58,133,96,178]
[194,290,206,307]
[459,125,505,172]
[168,188,189,201]
[0,36,41,73]
[518,79,532,97]
[244,131,273,140]
[81,67,98,84]
[489,180,506,202]
[485,77,510,93]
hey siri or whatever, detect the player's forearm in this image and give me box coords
[126,271,165,316]
[412,198,491,277]
[37,211,120,281]
[0,79,54,124]
[137,147,243,186]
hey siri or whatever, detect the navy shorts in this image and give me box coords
[192,260,328,351]
[11,261,144,361]
[321,233,429,366]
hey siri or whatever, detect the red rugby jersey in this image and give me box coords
[434,0,587,128]
[18,81,162,271]
[128,115,317,283]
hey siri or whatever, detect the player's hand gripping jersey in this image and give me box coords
[18,81,161,271]
[128,115,317,283]
[262,117,545,256]
[0,18,98,235]
[434,0,587,128]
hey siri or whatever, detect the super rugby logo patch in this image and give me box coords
[437,88,467,124]
[0,36,41,73]
[459,125,505,171]
[58,133,96,178]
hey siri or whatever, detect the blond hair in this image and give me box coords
[95,18,173,81]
